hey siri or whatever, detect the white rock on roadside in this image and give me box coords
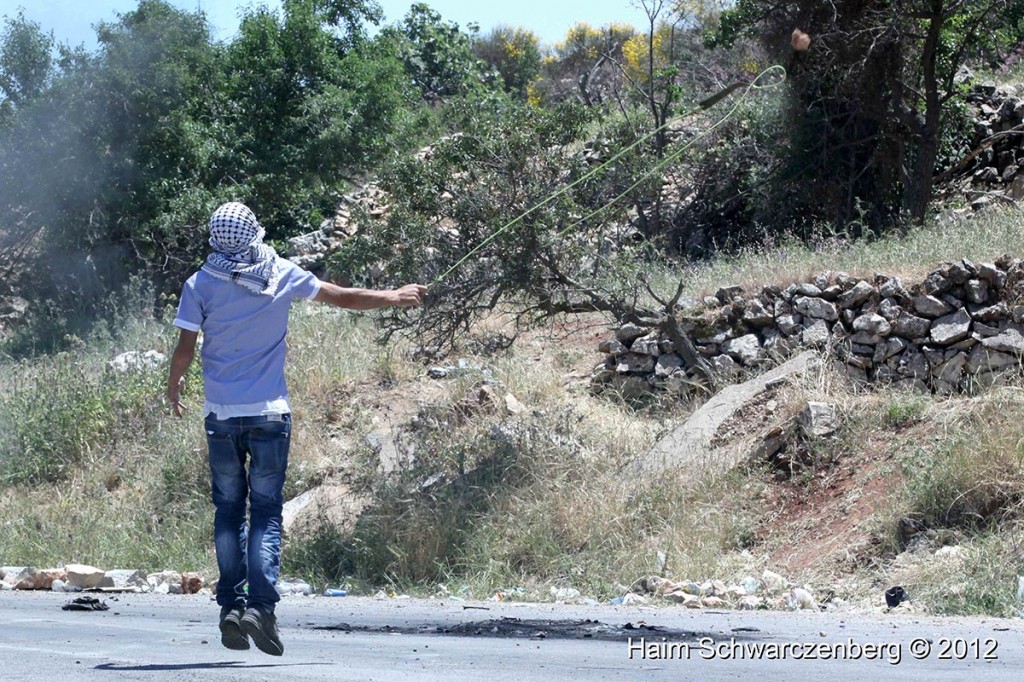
[723,585,748,600]
[147,570,183,595]
[65,564,106,590]
[789,587,818,610]
[100,569,148,589]
[666,591,702,608]
[761,569,789,594]
[2,565,25,581]
[276,579,313,596]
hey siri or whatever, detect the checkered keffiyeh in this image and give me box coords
[201,202,282,296]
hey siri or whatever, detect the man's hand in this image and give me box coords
[167,376,187,418]
[167,329,198,418]
[391,284,428,307]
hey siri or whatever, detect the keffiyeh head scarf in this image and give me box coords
[201,202,282,296]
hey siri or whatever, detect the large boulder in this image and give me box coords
[634,352,818,480]
[10,567,66,590]
[65,564,106,590]
[283,481,370,536]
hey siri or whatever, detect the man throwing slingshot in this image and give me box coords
[166,202,426,655]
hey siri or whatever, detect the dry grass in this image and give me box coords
[645,205,1024,304]
[5,207,1024,614]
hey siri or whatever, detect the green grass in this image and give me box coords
[0,289,213,571]
[882,393,928,429]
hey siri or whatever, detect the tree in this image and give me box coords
[472,25,541,99]
[326,97,715,381]
[540,22,637,105]
[224,0,413,234]
[1,1,224,276]
[390,3,487,101]
[311,0,383,49]
[0,11,52,113]
[712,0,1020,227]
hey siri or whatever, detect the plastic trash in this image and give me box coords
[61,596,109,611]
[276,580,313,596]
[608,596,625,605]
[885,586,907,608]
[322,588,347,597]
[741,576,759,594]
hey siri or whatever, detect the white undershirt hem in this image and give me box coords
[203,398,292,420]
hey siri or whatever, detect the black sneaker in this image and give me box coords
[219,606,249,650]
[240,606,284,656]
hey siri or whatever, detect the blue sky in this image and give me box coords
[0,1,655,49]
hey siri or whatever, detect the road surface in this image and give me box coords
[0,591,1021,680]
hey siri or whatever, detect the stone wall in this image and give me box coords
[953,81,1024,208]
[592,256,1024,396]
[287,182,390,271]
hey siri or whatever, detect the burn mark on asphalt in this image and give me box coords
[313,617,757,643]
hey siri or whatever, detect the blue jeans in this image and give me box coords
[205,413,291,612]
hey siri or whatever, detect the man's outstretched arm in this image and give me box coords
[313,282,427,309]
[167,329,199,418]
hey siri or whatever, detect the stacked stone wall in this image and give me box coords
[594,256,1024,396]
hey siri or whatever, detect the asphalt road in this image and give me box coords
[1,591,1022,681]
